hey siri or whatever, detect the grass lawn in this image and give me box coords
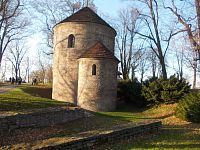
[0,84,200,149]
[95,116,200,150]
[0,84,70,114]
[95,105,200,150]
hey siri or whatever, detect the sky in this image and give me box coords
[95,0,123,17]
[27,0,128,60]
[1,0,198,86]
[93,0,197,86]
[1,0,125,81]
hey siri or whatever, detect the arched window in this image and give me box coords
[68,34,75,48]
[92,64,96,75]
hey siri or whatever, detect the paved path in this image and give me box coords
[0,85,18,94]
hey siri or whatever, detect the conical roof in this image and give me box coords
[57,7,116,34]
[79,42,119,62]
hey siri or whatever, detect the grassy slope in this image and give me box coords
[0,85,199,149]
[96,105,200,150]
[0,85,69,113]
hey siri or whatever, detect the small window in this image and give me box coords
[68,34,75,48]
[92,64,96,75]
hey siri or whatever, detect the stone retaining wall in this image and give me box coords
[0,107,86,131]
[39,121,161,150]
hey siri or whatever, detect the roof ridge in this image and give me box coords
[56,7,116,35]
[79,42,119,61]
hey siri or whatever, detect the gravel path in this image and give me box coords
[0,85,18,94]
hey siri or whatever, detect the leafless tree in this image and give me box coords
[0,0,28,68]
[7,41,27,81]
[127,0,184,79]
[164,0,200,88]
[147,50,159,78]
[170,40,185,81]
[30,0,96,55]
[36,49,46,84]
[45,64,53,83]
[116,7,143,80]
[136,52,147,83]
[23,56,30,82]
[30,60,52,84]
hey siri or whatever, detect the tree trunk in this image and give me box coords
[15,67,18,83]
[195,0,200,51]
[159,55,167,79]
[123,70,129,80]
[150,0,167,79]
[194,0,200,87]
[193,60,197,89]
[0,54,2,68]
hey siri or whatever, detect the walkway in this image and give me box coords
[0,84,18,94]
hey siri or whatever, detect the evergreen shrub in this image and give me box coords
[176,92,200,123]
[141,75,190,104]
[117,79,146,107]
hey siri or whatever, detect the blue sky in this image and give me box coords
[2,0,196,85]
[92,0,195,85]
[95,0,123,17]
[94,0,130,17]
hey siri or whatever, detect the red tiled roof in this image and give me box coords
[57,7,116,35]
[79,42,119,62]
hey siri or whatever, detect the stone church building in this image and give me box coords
[52,7,119,111]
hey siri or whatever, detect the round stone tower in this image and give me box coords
[52,7,118,111]
[78,42,119,111]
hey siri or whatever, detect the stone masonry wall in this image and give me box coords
[78,58,118,111]
[52,22,116,104]
[0,107,86,132]
[39,121,162,150]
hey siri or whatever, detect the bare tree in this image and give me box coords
[30,53,52,84]
[23,56,30,82]
[127,0,184,79]
[45,64,53,83]
[116,7,143,80]
[148,50,159,78]
[82,0,96,11]
[7,41,27,81]
[164,0,200,88]
[37,49,46,84]
[137,52,147,83]
[30,0,96,55]
[0,0,28,68]
[170,39,185,81]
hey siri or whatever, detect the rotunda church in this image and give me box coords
[52,7,119,111]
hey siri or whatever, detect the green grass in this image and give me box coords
[95,105,200,150]
[96,104,176,122]
[0,85,199,149]
[0,85,70,113]
[96,121,200,150]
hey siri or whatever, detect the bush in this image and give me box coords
[117,79,146,107]
[142,75,191,105]
[176,92,200,123]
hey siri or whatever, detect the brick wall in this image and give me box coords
[39,121,162,150]
[0,107,86,131]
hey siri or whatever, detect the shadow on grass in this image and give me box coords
[93,104,155,122]
[0,85,74,112]
[116,103,149,113]
[96,123,200,150]
[94,110,145,122]
[94,112,140,122]
[20,85,52,99]
[0,116,129,146]
[0,96,70,112]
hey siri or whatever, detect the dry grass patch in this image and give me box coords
[95,105,200,150]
